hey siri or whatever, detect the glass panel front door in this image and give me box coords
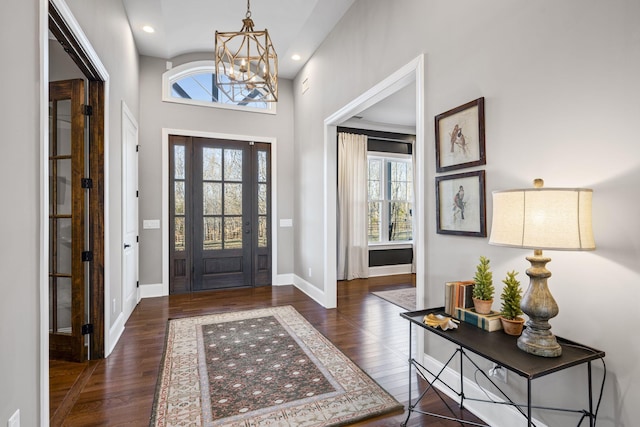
[169,136,271,293]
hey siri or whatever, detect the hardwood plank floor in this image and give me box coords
[52,275,484,426]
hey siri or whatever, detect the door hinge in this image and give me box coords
[136,144,140,152]
[82,251,93,262]
[81,323,94,335]
[82,104,93,116]
[81,178,93,189]
[136,190,139,197]
[136,280,139,288]
[136,235,139,243]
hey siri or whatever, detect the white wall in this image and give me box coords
[137,53,295,290]
[0,1,41,424]
[294,0,640,425]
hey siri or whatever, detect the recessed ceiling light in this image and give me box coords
[142,25,155,33]
[291,54,301,61]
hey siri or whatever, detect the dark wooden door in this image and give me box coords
[169,136,271,293]
[49,79,86,362]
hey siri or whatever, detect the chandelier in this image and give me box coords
[215,0,278,103]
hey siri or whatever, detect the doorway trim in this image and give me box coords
[41,0,110,423]
[159,128,279,296]
[323,55,425,309]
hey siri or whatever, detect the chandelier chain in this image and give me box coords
[246,0,252,18]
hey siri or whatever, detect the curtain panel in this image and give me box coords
[337,132,369,280]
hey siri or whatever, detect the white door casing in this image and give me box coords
[122,101,139,319]
[324,55,425,309]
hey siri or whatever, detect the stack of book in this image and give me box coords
[444,281,475,315]
[455,307,503,332]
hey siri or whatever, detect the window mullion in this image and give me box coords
[383,159,390,243]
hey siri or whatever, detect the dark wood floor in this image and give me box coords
[50,275,484,426]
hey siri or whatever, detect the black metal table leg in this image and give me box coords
[588,362,594,427]
[528,379,532,426]
[401,321,413,427]
[459,345,465,409]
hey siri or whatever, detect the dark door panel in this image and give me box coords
[169,136,191,294]
[252,143,272,287]
[169,136,271,293]
[49,79,86,362]
[192,139,251,290]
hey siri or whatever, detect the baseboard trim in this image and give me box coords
[140,283,165,298]
[107,312,126,356]
[420,353,548,427]
[292,275,328,307]
[275,273,294,286]
[369,264,412,277]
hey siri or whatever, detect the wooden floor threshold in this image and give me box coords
[50,360,100,427]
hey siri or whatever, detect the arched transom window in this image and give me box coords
[162,61,274,113]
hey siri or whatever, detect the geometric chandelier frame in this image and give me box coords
[215,0,278,103]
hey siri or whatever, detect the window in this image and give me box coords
[368,153,413,243]
[162,61,275,114]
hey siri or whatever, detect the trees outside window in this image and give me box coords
[367,154,413,243]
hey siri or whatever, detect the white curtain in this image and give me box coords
[337,132,370,280]
[411,140,417,274]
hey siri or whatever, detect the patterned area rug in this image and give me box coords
[372,288,416,311]
[151,306,402,426]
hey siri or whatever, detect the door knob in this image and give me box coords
[124,243,131,249]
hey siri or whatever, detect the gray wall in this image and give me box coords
[293,0,640,425]
[49,39,85,81]
[0,0,41,424]
[0,0,139,423]
[137,53,295,288]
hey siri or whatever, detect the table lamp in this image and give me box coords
[489,179,595,357]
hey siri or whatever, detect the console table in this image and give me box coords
[400,307,605,427]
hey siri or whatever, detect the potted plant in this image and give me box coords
[472,256,494,314]
[499,270,525,336]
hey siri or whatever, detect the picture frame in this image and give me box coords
[436,170,486,237]
[435,97,485,173]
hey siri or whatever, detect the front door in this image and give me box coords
[169,135,271,293]
[49,79,87,362]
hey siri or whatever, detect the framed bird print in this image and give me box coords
[436,170,486,237]
[435,97,485,173]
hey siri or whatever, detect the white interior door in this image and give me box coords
[122,101,139,318]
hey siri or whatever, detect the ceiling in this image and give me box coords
[121,0,415,129]
[354,83,416,128]
[122,0,356,79]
